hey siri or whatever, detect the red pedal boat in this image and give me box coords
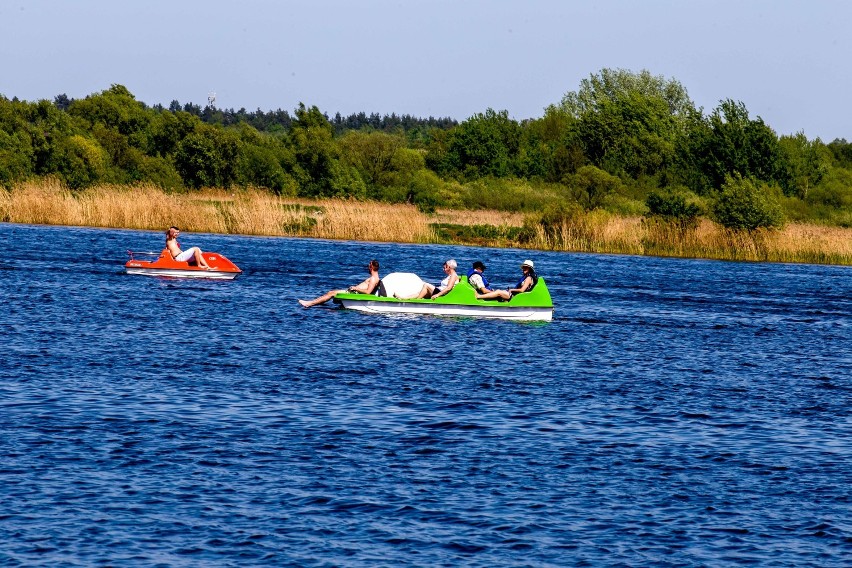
[125,249,242,279]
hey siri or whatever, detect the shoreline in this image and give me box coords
[2,181,850,266]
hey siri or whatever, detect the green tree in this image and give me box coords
[337,130,405,192]
[778,132,831,199]
[67,84,152,150]
[149,110,200,157]
[46,134,108,189]
[519,105,584,182]
[0,97,36,185]
[807,167,852,211]
[287,103,344,196]
[560,68,695,180]
[234,123,297,194]
[441,109,520,179]
[827,138,852,169]
[683,100,789,193]
[174,125,241,188]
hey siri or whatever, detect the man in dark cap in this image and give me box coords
[466,261,492,294]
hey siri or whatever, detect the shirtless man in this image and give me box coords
[165,226,212,269]
[299,260,380,308]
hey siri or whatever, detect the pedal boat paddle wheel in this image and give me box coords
[125,249,242,280]
[333,274,554,321]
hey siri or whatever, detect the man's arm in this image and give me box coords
[350,276,378,293]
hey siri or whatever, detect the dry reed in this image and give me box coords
[3,180,435,243]
[313,199,435,242]
[518,212,852,264]
[4,180,850,265]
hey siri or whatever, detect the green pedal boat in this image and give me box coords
[333,275,554,321]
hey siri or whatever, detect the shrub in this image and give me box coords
[603,194,647,216]
[564,165,623,210]
[713,174,784,230]
[807,167,852,210]
[645,188,702,228]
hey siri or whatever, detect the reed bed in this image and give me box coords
[313,199,435,242]
[2,181,435,243]
[525,211,645,255]
[3,180,850,265]
[514,213,851,264]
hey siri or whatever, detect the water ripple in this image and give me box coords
[0,224,850,566]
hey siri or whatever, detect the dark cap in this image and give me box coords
[472,261,486,270]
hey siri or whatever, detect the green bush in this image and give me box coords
[712,174,784,230]
[136,155,184,189]
[457,177,562,211]
[564,165,623,210]
[645,189,702,224]
[603,194,647,216]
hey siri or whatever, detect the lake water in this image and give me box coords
[1,223,850,566]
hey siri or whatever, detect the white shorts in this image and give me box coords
[175,249,196,262]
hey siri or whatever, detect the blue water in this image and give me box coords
[1,224,850,567]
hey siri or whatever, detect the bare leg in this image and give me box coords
[298,289,345,308]
[476,289,512,301]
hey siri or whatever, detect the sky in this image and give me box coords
[2,0,850,141]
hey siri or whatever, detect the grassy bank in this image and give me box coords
[2,180,850,265]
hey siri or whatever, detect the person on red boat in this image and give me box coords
[298,259,380,308]
[165,226,213,270]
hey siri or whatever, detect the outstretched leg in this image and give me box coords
[476,289,512,301]
[298,289,345,308]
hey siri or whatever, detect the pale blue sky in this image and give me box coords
[2,0,850,140]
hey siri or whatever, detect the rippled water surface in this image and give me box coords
[1,224,850,566]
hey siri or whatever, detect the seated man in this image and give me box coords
[467,261,493,296]
[475,259,538,301]
[165,226,212,269]
[298,260,380,308]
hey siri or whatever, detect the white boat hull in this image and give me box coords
[336,298,553,321]
[125,268,240,280]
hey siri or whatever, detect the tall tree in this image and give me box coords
[441,108,520,179]
[559,68,696,181]
[778,133,831,199]
[682,99,789,193]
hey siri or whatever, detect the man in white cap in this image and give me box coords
[474,259,538,301]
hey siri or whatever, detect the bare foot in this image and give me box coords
[298,299,311,308]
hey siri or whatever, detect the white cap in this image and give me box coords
[521,260,534,269]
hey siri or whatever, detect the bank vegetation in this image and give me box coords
[2,68,851,264]
[3,180,849,265]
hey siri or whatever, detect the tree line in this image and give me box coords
[2,69,851,230]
